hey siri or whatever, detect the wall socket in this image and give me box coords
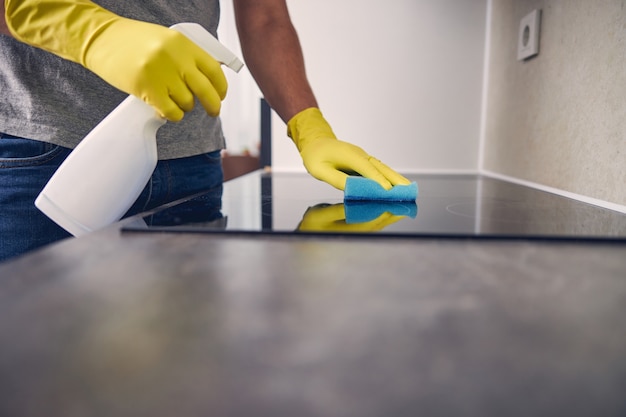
[517,9,541,61]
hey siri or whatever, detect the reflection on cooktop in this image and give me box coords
[123,172,626,241]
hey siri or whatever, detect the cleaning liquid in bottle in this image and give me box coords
[35,23,243,237]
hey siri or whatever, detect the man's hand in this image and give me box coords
[84,19,227,121]
[5,0,227,121]
[288,107,411,191]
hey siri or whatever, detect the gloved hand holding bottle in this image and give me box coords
[5,0,227,121]
[287,107,411,191]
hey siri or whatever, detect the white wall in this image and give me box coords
[271,0,488,173]
[218,1,262,156]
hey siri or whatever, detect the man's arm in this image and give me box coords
[232,0,316,123]
[1,0,12,36]
[232,0,411,191]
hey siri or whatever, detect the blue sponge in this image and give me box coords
[344,176,418,202]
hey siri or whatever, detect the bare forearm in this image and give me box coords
[1,0,12,36]
[233,0,317,122]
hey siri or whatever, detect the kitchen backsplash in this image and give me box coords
[483,0,625,205]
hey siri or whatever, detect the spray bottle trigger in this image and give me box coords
[170,23,244,73]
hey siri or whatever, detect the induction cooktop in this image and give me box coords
[122,171,626,242]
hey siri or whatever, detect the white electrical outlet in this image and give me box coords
[517,9,541,61]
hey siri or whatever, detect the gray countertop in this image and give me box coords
[0,173,625,416]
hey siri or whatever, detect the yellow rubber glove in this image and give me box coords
[297,203,406,232]
[5,0,227,121]
[287,107,411,191]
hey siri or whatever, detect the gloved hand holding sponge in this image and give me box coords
[288,108,412,191]
[4,0,227,121]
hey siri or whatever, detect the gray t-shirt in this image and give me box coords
[0,0,225,160]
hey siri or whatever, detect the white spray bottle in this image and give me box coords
[35,23,243,237]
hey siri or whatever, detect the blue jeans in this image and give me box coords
[0,133,223,263]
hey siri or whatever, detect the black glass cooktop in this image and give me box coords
[122,172,626,241]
